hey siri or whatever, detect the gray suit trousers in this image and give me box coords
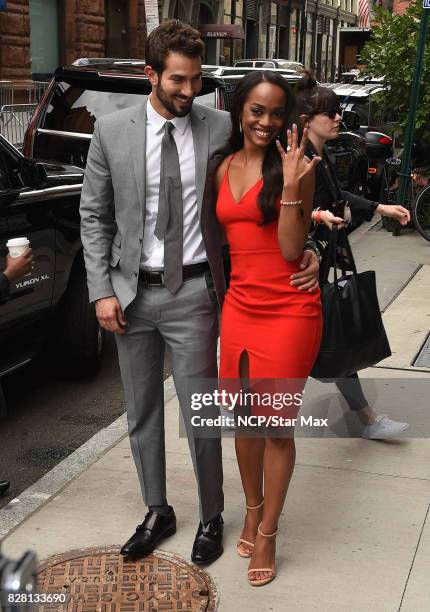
[115,274,224,523]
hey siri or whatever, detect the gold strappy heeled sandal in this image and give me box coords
[247,522,278,587]
[236,499,264,558]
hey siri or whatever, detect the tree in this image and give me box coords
[360,0,430,143]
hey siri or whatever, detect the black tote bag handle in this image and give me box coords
[320,227,358,286]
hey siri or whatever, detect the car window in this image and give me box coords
[235,61,253,67]
[351,102,370,127]
[0,146,21,189]
[42,80,217,134]
[339,96,369,127]
[255,61,275,68]
[43,82,147,134]
[0,152,10,190]
[276,61,300,70]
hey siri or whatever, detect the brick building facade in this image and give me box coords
[393,0,411,14]
[0,0,148,82]
[0,0,31,80]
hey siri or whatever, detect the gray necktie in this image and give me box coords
[154,121,183,294]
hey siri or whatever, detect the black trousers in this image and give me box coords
[334,373,368,411]
[316,373,368,411]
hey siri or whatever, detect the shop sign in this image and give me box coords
[199,24,245,39]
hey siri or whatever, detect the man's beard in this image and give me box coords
[156,82,194,117]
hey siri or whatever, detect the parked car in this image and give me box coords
[202,64,222,73]
[0,132,102,414]
[213,66,301,81]
[23,62,225,166]
[272,59,305,73]
[322,82,388,135]
[234,59,305,73]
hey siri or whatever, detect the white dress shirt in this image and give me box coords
[141,96,208,270]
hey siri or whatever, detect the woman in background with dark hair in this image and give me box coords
[295,71,410,439]
[215,71,322,586]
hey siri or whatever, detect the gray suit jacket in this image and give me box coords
[80,99,232,311]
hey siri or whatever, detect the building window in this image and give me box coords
[236,0,243,19]
[267,1,278,58]
[244,0,258,20]
[224,0,231,24]
[289,8,297,60]
[305,13,314,69]
[234,0,244,61]
[327,33,333,80]
[29,0,59,79]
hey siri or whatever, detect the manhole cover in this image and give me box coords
[36,547,217,611]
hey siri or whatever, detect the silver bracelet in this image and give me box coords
[280,199,303,207]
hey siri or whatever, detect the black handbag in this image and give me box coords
[311,227,391,379]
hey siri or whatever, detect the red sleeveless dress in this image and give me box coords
[216,155,322,385]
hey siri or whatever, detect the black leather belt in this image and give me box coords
[139,261,210,286]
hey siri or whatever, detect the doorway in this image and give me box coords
[245,20,258,58]
[106,0,130,58]
[278,26,288,59]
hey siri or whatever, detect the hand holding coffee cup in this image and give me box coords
[7,237,30,258]
[5,237,33,280]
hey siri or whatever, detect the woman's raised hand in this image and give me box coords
[276,124,321,189]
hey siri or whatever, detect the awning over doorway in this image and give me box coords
[199,24,245,39]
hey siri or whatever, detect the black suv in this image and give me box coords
[23,61,225,167]
[0,132,103,413]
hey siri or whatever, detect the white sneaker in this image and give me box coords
[361,414,409,439]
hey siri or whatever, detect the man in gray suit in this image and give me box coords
[80,20,320,565]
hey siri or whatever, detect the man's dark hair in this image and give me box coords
[145,20,205,74]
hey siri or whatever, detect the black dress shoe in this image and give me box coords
[0,480,10,496]
[191,515,224,565]
[120,507,176,558]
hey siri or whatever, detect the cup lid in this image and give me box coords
[6,237,29,247]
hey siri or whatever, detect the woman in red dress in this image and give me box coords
[215,71,322,586]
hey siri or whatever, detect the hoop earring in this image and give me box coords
[239,120,243,134]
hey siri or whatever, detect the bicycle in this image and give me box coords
[379,156,430,241]
[412,182,430,242]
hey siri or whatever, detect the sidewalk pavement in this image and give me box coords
[1,217,430,612]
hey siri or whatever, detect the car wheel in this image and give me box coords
[54,260,105,377]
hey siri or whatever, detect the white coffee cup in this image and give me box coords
[6,237,30,258]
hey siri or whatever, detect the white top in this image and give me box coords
[141,96,207,270]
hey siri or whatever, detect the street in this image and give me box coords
[0,336,171,510]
